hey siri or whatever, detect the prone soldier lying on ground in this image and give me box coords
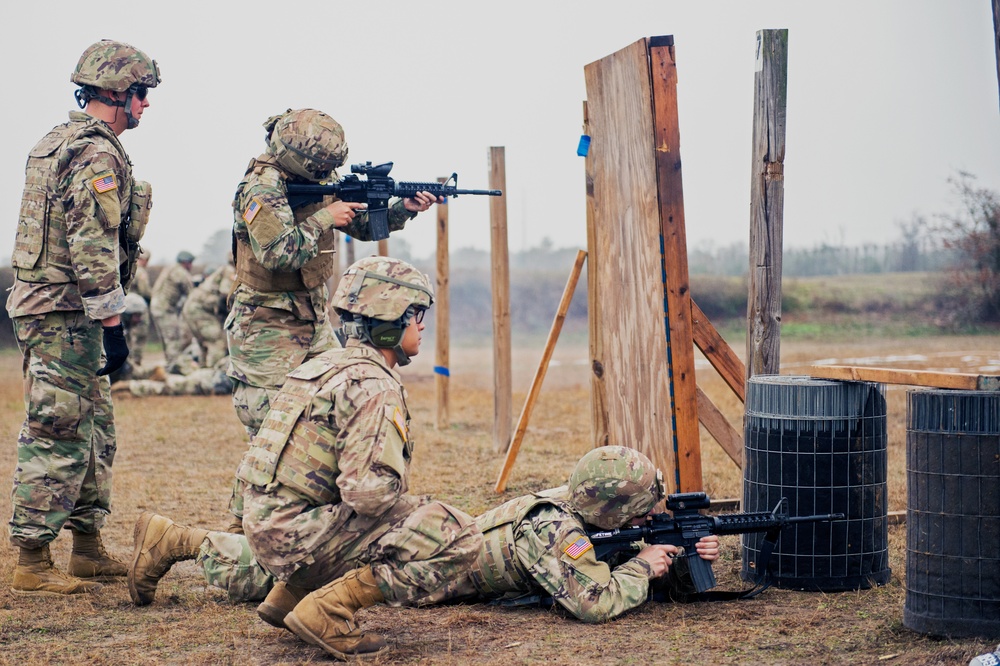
[111,356,233,396]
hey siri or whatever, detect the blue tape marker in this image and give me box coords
[577,135,591,157]
[433,366,450,377]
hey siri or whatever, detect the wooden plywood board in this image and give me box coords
[584,38,678,490]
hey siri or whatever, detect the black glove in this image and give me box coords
[97,324,129,376]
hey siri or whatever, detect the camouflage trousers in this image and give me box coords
[246,495,482,606]
[125,311,150,367]
[183,310,227,369]
[197,530,274,602]
[151,308,192,374]
[9,311,116,549]
[225,303,337,517]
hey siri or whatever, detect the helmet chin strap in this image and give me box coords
[75,87,138,128]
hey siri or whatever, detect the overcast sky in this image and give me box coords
[1,0,997,266]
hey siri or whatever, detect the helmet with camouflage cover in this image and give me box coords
[264,108,348,182]
[72,40,161,91]
[71,40,160,129]
[333,256,433,366]
[568,446,665,529]
[122,292,148,316]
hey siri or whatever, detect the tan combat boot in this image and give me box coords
[68,529,128,578]
[12,543,103,596]
[128,512,209,606]
[284,565,388,660]
[257,581,310,629]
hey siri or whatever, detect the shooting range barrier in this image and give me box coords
[903,389,1000,639]
[742,375,891,591]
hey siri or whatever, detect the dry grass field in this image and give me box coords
[0,333,998,665]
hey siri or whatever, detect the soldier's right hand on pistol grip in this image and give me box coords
[321,201,367,230]
[97,324,129,376]
[637,544,678,578]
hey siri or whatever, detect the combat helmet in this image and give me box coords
[264,109,348,182]
[71,39,160,129]
[568,446,665,529]
[332,256,433,366]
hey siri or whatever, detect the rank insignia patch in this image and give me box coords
[92,173,117,193]
[243,199,262,224]
[563,536,593,560]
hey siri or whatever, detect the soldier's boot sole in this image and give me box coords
[284,612,387,661]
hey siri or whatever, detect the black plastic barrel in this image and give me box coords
[904,389,1000,638]
[742,375,891,591]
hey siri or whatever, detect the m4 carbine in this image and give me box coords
[286,161,502,241]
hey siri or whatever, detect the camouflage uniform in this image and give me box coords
[150,259,193,373]
[225,109,417,521]
[181,262,234,369]
[433,446,696,623]
[234,340,479,605]
[5,110,136,549]
[226,110,418,439]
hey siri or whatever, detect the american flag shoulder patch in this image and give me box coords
[243,199,262,224]
[391,407,408,441]
[563,536,593,560]
[92,172,117,193]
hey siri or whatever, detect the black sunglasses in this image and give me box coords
[131,85,149,101]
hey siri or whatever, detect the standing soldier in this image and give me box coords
[182,258,235,369]
[150,250,195,374]
[224,108,439,533]
[5,39,159,595]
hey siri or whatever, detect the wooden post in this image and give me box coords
[584,101,609,448]
[377,239,389,257]
[495,250,587,492]
[649,36,702,492]
[435,178,451,430]
[489,146,512,454]
[746,29,788,381]
[584,38,678,492]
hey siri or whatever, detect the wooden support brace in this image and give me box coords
[808,365,1000,391]
[495,250,587,493]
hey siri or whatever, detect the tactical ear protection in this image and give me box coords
[367,320,406,348]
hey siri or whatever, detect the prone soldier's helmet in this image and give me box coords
[71,40,161,129]
[332,256,433,366]
[177,250,195,264]
[122,292,148,316]
[264,108,348,182]
[567,446,665,529]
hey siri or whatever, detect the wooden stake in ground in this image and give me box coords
[435,178,450,430]
[489,146,512,454]
[495,250,587,493]
[377,238,389,257]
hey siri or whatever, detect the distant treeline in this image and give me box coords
[687,240,955,277]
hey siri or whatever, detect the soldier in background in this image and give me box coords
[182,258,235,369]
[111,356,232,397]
[5,39,160,596]
[150,250,195,374]
[127,248,153,368]
[223,108,439,533]
[109,292,165,383]
[128,257,480,661]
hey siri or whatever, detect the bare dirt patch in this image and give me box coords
[0,334,997,665]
